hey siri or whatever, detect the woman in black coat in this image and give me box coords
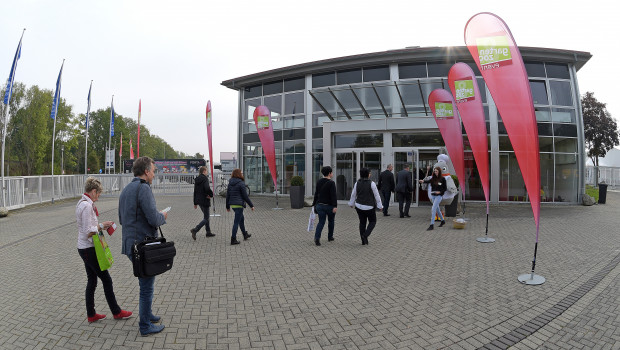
[190,166,215,240]
[226,168,254,245]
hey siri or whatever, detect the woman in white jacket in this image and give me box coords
[76,177,132,323]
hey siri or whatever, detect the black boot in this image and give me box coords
[426,224,434,231]
[243,231,251,240]
[206,232,216,237]
[231,237,240,245]
[439,220,446,227]
[315,239,321,246]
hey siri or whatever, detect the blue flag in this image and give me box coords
[50,61,64,120]
[3,31,24,105]
[86,81,92,129]
[110,97,115,136]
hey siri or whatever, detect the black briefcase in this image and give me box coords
[132,228,176,278]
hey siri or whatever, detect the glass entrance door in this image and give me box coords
[394,150,419,207]
[335,151,382,200]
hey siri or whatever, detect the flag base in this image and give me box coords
[272,207,283,210]
[476,237,495,243]
[518,273,545,285]
[210,214,221,217]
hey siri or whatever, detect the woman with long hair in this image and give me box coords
[419,167,447,231]
[226,169,254,245]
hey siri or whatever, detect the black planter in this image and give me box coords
[290,186,305,209]
[445,196,459,217]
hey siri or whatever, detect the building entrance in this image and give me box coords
[334,150,381,200]
[393,149,442,207]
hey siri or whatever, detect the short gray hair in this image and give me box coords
[133,156,155,176]
[84,177,103,193]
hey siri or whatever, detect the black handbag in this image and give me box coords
[131,182,176,278]
[132,227,176,277]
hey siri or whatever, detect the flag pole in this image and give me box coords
[85,80,92,175]
[51,59,64,204]
[51,107,58,204]
[108,95,113,174]
[1,105,9,208]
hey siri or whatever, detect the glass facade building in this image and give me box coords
[222,46,591,205]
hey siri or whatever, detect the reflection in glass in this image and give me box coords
[555,153,578,202]
[363,66,390,82]
[263,80,283,95]
[284,77,305,92]
[550,80,573,106]
[524,62,546,77]
[535,107,551,122]
[284,92,304,115]
[499,152,525,201]
[553,123,577,137]
[463,150,490,201]
[551,108,575,123]
[264,95,282,116]
[244,85,262,99]
[335,153,356,200]
[243,156,261,193]
[311,91,337,115]
[245,98,261,120]
[312,153,324,194]
[554,137,577,153]
[333,89,364,118]
[337,69,362,84]
[540,153,554,202]
[313,72,336,88]
[312,113,330,127]
[399,63,427,79]
[545,63,570,79]
[530,80,548,104]
[334,134,383,148]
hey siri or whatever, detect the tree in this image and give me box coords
[582,91,620,185]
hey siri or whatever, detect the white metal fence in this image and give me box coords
[585,166,620,188]
[2,173,200,211]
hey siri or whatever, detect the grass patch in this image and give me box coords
[586,185,599,202]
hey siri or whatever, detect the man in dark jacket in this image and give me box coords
[395,165,413,218]
[190,166,215,240]
[377,164,395,216]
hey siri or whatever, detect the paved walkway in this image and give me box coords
[0,191,619,349]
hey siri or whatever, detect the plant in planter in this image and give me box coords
[289,175,305,209]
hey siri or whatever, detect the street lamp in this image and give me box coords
[61,145,64,175]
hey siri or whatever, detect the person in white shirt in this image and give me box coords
[348,168,383,245]
[76,177,132,323]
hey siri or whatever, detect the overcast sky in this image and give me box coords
[2,0,618,162]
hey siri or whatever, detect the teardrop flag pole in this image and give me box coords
[449,62,494,243]
[465,12,543,284]
[428,89,466,216]
[253,105,281,210]
[206,101,220,217]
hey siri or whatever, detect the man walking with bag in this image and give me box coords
[377,164,395,216]
[190,166,215,240]
[119,156,168,336]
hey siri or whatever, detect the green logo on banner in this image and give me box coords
[435,102,454,118]
[257,115,270,129]
[476,35,512,69]
[207,112,212,125]
[454,79,475,102]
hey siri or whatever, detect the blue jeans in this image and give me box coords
[194,204,211,233]
[232,207,246,239]
[127,255,156,332]
[430,194,445,225]
[314,204,335,241]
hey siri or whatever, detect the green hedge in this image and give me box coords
[585,185,599,202]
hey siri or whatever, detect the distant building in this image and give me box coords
[220,152,238,173]
[123,159,206,173]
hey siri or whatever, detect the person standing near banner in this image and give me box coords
[395,165,413,218]
[348,168,383,245]
[190,166,215,240]
[419,166,447,231]
[119,156,168,336]
[226,168,254,245]
[76,177,132,323]
[377,164,395,216]
[311,166,338,246]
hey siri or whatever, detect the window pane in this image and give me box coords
[540,153,554,202]
[264,95,282,117]
[555,153,578,202]
[312,113,330,127]
[551,108,575,123]
[245,98,261,120]
[399,63,427,79]
[554,137,577,153]
[284,76,305,92]
[427,62,452,77]
[244,85,262,99]
[284,92,304,115]
[546,63,570,79]
[498,122,507,135]
[530,80,548,105]
[363,66,390,82]
[535,107,551,122]
[312,139,323,153]
[539,137,553,152]
[553,123,577,137]
[550,80,573,106]
[477,78,487,103]
[538,123,552,136]
[263,80,283,95]
[337,68,362,84]
[313,72,335,88]
[498,136,513,151]
[334,133,383,148]
[524,62,546,77]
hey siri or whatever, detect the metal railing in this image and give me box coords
[585,166,620,188]
[1,173,201,211]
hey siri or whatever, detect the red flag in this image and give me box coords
[428,89,466,194]
[253,105,278,192]
[129,138,134,160]
[449,63,490,212]
[119,133,123,157]
[206,101,214,192]
[137,99,141,158]
[465,12,540,238]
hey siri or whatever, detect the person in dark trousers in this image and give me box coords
[311,166,338,246]
[349,168,383,245]
[377,164,395,216]
[118,156,168,336]
[190,166,215,240]
[226,168,254,245]
[395,165,413,218]
[419,166,447,230]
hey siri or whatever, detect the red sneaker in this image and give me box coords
[113,310,133,320]
[87,314,106,323]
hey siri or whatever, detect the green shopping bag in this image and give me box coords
[93,231,114,271]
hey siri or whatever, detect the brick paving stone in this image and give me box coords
[1,192,620,349]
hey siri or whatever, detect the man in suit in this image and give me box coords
[377,164,395,216]
[395,165,413,218]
